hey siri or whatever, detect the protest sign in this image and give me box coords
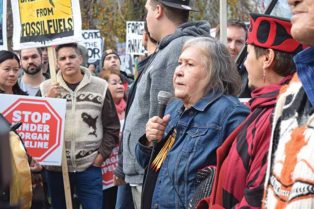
[0,0,7,50]
[80,30,103,64]
[0,94,66,166]
[101,145,119,190]
[126,21,145,55]
[11,0,82,49]
[120,54,133,75]
[117,42,134,75]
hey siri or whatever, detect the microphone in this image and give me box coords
[153,91,172,146]
[157,91,172,118]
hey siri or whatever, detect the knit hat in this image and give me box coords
[159,0,197,11]
[102,49,121,64]
[247,13,303,54]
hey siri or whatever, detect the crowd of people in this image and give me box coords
[1,0,314,209]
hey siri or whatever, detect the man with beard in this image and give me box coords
[19,48,50,209]
[19,48,46,96]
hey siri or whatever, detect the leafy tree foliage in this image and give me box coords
[80,0,256,49]
[5,0,259,50]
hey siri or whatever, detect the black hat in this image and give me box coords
[102,49,121,64]
[159,0,196,11]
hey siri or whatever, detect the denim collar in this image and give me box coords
[191,91,223,112]
[294,47,314,65]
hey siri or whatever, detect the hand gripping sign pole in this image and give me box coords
[48,47,73,209]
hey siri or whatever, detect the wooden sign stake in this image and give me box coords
[48,46,73,209]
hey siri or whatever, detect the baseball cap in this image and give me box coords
[159,0,197,11]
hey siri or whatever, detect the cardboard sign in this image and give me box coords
[102,145,119,190]
[80,30,103,63]
[11,0,82,49]
[126,21,145,55]
[0,94,66,166]
[0,0,7,50]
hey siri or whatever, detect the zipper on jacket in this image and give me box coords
[70,92,77,171]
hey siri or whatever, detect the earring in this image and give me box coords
[263,70,266,83]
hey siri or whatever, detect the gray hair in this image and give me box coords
[182,37,241,96]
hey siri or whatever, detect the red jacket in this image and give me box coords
[197,77,291,209]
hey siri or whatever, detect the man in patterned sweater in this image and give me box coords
[39,43,120,209]
[262,0,314,208]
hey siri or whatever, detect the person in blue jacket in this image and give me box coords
[135,37,249,209]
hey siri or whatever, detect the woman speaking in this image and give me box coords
[136,37,249,209]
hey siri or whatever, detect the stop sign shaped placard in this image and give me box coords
[3,98,63,163]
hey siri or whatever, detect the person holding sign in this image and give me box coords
[0,50,28,204]
[39,43,120,209]
[102,70,128,209]
[0,50,50,209]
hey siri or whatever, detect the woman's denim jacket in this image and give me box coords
[135,91,249,209]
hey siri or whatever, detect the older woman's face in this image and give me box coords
[108,74,125,102]
[173,46,209,107]
[0,59,20,91]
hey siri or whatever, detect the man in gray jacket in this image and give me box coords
[114,0,211,208]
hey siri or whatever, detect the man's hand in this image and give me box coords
[113,174,126,186]
[93,153,104,167]
[30,159,43,172]
[46,83,61,98]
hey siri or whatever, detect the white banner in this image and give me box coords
[126,21,145,55]
[11,0,82,49]
[0,94,66,166]
[80,30,103,63]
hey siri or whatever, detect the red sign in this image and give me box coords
[3,98,62,162]
[102,145,119,189]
